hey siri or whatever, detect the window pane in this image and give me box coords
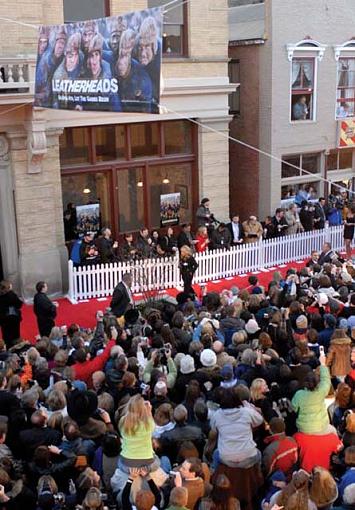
[327,151,338,171]
[61,172,110,241]
[281,156,301,178]
[117,168,145,232]
[60,128,90,166]
[339,149,353,169]
[291,93,313,121]
[63,0,106,23]
[164,121,192,154]
[301,154,320,175]
[163,25,183,54]
[281,181,319,201]
[130,123,159,158]
[148,163,193,228]
[96,125,125,162]
[292,59,314,90]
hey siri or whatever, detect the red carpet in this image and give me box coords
[20,260,307,342]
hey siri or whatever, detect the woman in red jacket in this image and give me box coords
[195,226,209,253]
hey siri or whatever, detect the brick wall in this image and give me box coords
[229,44,260,221]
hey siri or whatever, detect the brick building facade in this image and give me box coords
[0,0,234,299]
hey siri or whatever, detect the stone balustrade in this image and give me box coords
[0,56,36,101]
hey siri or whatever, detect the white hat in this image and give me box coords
[341,271,352,284]
[200,349,217,367]
[180,355,195,375]
[318,292,329,305]
[154,380,167,396]
[245,319,260,335]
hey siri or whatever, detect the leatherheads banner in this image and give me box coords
[34,7,162,113]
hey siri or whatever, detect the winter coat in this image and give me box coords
[71,339,115,386]
[327,336,352,376]
[291,365,331,434]
[262,432,298,477]
[210,405,263,464]
[242,220,263,243]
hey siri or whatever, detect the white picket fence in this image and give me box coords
[67,225,345,303]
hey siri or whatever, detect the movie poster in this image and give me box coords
[160,193,181,227]
[34,7,162,113]
[76,203,100,234]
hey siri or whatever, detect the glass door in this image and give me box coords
[116,167,145,233]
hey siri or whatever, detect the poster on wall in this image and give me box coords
[160,193,181,227]
[76,203,100,234]
[338,118,355,148]
[34,7,162,113]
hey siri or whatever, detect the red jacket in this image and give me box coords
[72,339,115,387]
[263,433,298,478]
[294,431,342,473]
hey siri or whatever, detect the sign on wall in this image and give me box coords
[338,119,355,148]
[76,203,100,234]
[160,193,181,227]
[34,7,162,113]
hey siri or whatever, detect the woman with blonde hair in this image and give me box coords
[82,487,106,510]
[250,378,277,423]
[179,245,198,295]
[118,394,155,469]
[196,226,209,253]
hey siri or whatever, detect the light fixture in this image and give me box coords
[83,188,91,194]
[162,173,170,184]
[137,180,144,188]
[163,32,167,38]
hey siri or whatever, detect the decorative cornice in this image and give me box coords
[287,39,327,62]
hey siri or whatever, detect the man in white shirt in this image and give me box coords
[226,215,244,245]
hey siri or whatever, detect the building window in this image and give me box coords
[336,58,355,118]
[228,59,240,115]
[63,0,109,23]
[327,149,353,171]
[60,121,197,239]
[287,39,326,122]
[148,0,187,56]
[291,58,315,121]
[281,153,320,179]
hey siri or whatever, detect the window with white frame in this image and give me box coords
[336,57,355,118]
[287,39,326,122]
[281,152,322,201]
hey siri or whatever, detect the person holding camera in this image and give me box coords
[142,347,177,390]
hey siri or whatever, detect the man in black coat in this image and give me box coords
[110,273,134,318]
[19,409,62,460]
[314,197,326,230]
[226,215,244,245]
[177,223,195,251]
[95,227,118,263]
[210,223,231,249]
[33,281,57,337]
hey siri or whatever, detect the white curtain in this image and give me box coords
[302,62,313,85]
[292,61,301,86]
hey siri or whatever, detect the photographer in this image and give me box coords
[142,346,177,390]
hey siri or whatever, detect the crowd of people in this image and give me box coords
[1,238,355,509]
[68,193,355,267]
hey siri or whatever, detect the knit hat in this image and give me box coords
[296,314,308,330]
[245,319,260,335]
[221,364,233,380]
[180,354,195,374]
[318,292,329,305]
[88,33,104,54]
[341,271,353,283]
[339,318,349,330]
[200,349,217,367]
[65,33,81,54]
[71,380,87,392]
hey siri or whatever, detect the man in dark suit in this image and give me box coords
[226,215,244,245]
[110,273,134,317]
[314,197,326,230]
[177,223,195,251]
[318,242,338,266]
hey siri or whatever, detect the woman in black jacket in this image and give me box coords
[0,280,23,347]
[179,245,198,295]
[33,281,57,338]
